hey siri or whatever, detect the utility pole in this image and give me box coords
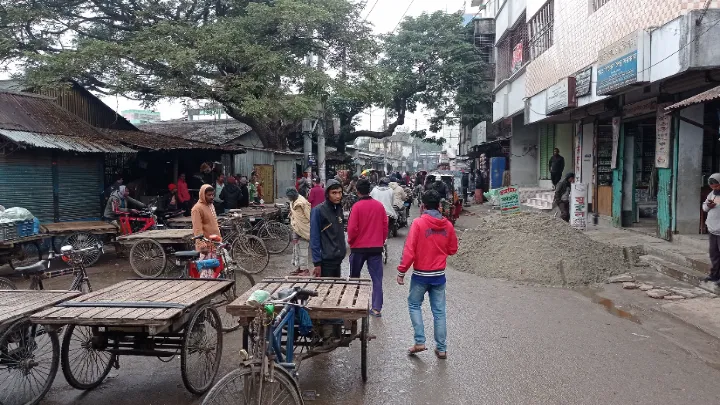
[318,120,326,185]
[383,107,388,175]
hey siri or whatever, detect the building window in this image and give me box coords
[495,14,528,84]
[590,0,611,13]
[474,34,495,63]
[528,0,554,60]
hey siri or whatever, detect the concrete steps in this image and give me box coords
[524,191,554,211]
[640,255,720,294]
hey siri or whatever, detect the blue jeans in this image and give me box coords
[408,280,446,352]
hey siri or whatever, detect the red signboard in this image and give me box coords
[511,43,523,73]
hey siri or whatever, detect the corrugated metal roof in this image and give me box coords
[243,146,303,156]
[0,129,135,153]
[102,129,244,151]
[666,85,720,112]
[138,119,253,145]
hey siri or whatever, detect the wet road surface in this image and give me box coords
[5,215,720,405]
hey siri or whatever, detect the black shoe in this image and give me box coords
[704,276,719,282]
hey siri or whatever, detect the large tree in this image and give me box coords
[0,0,374,149]
[328,11,492,152]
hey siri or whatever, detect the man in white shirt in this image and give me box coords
[371,177,397,219]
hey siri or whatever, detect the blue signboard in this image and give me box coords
[596,50,638,95]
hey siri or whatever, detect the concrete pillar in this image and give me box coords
[318,122,326,185]
[676,104,704,234]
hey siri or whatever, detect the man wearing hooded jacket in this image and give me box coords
[310,179,346,277]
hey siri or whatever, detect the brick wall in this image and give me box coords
[525,0,717,97]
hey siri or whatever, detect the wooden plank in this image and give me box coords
[116,229,193,243]
[41,221,118,235]
[73,280,136,302]
[175,280,233,306]
[234,280,272,304]
[305,281,333,307]
[1,291,81,324]
[339,283,359,309]
[321,282,345,308]
[353,284,371,311]
[152,280,210,304]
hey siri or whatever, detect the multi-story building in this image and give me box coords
[122,109,161,125]
[489,0,720,239]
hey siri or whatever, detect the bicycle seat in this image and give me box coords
[14,260,48,275]
[173,251,200,259]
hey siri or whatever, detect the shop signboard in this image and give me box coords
[499,186,520,215]
[655,103,673,169]
[611,117,621,169]
[597,31,648,95]
[571,183,589,231]
[511,42,524,73]
[575,67,592,98]
[546,77,577,115]
[623,97,657,118]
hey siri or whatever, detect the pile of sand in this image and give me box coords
[449,212,632,286]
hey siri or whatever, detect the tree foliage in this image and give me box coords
[0,2,491,150]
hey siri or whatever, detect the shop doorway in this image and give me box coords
[620,116,658,234]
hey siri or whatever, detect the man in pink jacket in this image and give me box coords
[307,177,325,208]
[398,189,458,359]
[347,179,388,317]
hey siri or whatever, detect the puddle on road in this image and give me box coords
[575,287,642,324]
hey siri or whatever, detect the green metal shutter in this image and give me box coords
[0,152,54,222]
[539,124,556,180]
[57,155,103,221]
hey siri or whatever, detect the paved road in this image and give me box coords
[10,214,720,405]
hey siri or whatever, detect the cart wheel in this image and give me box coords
[257,220,291,254]
[361,316,369,383]
[214,268,255,333]
[8,241,42,271]
[202,363,302,405]
[63,232,103,267]
[129,238,166,278]
[231,236,269,274]
[61,325,116,390]
[0,277,17,290]
[0,320,59,405]
[181,305,223,394]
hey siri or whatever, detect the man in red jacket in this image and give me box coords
[398,189,458,359]
[307,177,325,208]
[347,179,388,317]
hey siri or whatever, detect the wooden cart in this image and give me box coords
[227,276,372,381]
[117,229,194,278]
[0,289,82,405]
[31,278,233,395]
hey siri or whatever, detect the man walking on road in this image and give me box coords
[397,190,458,360]
[287,188,312,276]
[549,148,565,190]
[308,177,325,208]
[347,179,388,317]
[310,180,346,277]
[702,173,720,283]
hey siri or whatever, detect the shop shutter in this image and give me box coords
[56,155,103,221]
[538,124,556,180]
[274,159,296,200]
[0,152,54,222]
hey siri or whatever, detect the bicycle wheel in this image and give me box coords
[181,305,223,394]
[61,324,116,390]
[231,237,269,274]
[129,238,166,278]
[202,363,302,405]
[63,232,103,267]
[257,221,291,254]
[8,241,42,271]
[0,321,59,405]
[0,277,17,290]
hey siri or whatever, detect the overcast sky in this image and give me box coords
[3,0,479,146]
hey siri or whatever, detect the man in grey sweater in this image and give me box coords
[702,173,720,282]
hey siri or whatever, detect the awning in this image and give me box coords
[0,129,136,153]
[665,85,720,112]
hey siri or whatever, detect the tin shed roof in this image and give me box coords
[102,129,244,151]
[138,119,252,145]
[0,129,135,153]
[666,85,720,112]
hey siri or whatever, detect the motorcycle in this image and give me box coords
[394,205,408,230]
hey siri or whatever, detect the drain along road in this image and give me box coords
[14,211,720,405]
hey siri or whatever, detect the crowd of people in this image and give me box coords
[284,170,459,358]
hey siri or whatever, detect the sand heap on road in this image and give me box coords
[449,211,631,286]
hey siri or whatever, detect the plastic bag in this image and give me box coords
[0,207,34,221]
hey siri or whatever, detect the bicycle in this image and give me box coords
[0,243,103,293]
[172,235,256,332]
[230,207,291,255]
[219,211,270,274]
[202,286,318,405]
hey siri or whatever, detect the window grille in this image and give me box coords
[528,0,554,60]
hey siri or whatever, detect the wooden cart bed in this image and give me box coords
[0,290,82,326]
[116,229,194,245]
[228,276,371,320]
[31,279,233,332]
[41,221,118,235]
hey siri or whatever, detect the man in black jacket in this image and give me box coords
[310,180,346,277]
[220,176,242,210]
[549,148,565,189]
[237,176,250,208]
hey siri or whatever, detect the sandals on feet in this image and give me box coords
[434,349,447,359]
[407,344,427,355]
[369,309,382,318]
